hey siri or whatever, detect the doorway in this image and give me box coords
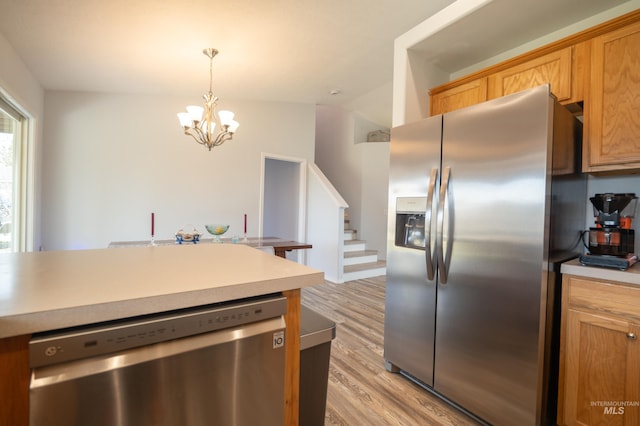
[260,153,307,263]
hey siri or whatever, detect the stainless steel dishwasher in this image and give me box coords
[29,294,287,426]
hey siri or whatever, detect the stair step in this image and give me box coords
[341,212,384,280]
[343,260,386,281]
[344,250,378,265]
[344,260,386,273]
[344,239,366,252]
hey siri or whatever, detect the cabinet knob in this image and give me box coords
[627,332,637,340]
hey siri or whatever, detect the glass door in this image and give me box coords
[0,102,20,252]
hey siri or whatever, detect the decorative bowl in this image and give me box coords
[205,224,230,235]
[205,224,230,242]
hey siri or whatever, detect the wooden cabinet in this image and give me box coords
[429,42,589,116]
[487,47,577,103]
[584,20,640,172]
[558,276,640,425]
[427,10,640,174]
[430,77,487,115]
[0,335,30,426]
[430,44,588,116]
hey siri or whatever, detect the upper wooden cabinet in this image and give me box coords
[488,42,589,105]
[428,9,640,174]
[430,78,487,115]
[584,20,640,172]
[429,43,588,117]
[487,47,574,102]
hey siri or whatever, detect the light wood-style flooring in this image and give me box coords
[302,276,481,425]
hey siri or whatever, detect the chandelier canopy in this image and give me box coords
[177,48,239,151]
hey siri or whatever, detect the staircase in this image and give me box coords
[342,214,386,282]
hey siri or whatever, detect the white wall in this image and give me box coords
[343,81,393,129]
[392,0,490,126]
[315,105,362,233]
[359,142,390,259]
[0,36,43,120]
[41,92,315,250]
[0,32,45,251]
[315,104,390,259]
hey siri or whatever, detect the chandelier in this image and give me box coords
[177,48,239,151]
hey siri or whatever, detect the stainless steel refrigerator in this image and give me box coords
[384,84,586,425]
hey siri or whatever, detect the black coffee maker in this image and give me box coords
[588,193,637,256]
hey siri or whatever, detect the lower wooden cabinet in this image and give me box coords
[0,334,30,426]
[558,276,640,425]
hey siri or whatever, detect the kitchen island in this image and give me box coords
[0,244,324,425]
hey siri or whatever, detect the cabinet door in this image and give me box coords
[429,78,487,115]
[487,47,573,102]
[0,335,30,426]
[585,21,640,172]
[562,309,640,426]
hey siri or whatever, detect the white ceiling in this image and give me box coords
[0,0,632,126]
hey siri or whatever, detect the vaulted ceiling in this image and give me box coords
[0,0,632,126]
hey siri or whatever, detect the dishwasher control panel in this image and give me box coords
[29,294,287,368]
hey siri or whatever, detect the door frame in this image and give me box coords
[0,90,36,252]
[259,152,308,263]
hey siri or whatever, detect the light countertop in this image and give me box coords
[561,258,640,286]
[0,244,324,339]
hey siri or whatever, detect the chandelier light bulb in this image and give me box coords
[177,48,239,151]
[228,120,240,133]
[218,110,234,126]
[186,105,204,122]
[177,112,192,127]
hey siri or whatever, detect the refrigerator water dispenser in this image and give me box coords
[395,197,427,249]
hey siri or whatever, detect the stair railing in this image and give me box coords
[306,163,348,283]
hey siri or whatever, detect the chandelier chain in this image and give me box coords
[208,52,213,95]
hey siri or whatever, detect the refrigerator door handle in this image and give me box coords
[425,168,438,280]
[437,166,451,284]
